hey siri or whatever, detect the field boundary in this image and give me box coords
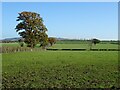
[1,47,119,53]
[47,48,120,51]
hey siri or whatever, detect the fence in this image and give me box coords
[0,46,43,53]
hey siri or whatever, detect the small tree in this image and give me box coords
[48,37,56,46]
[88,38,100,50]
[15,11,48,48]
[92,38,100,45]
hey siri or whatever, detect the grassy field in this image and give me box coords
[1,41,119,88]
[2,51,118,88]
[48,43,118,49]
[2,43,20,47]
[1,42,118,49]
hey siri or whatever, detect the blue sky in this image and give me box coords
[2,2,118,40]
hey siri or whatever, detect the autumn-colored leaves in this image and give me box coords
[15,11,49,48]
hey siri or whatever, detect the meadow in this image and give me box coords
[2,40,118,49]
[1,40,119,88]
[48,43,118,49]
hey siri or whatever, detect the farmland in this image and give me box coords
[2,40,118,49]
[48,43,118,49]
[1,40,119,88]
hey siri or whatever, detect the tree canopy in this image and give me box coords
[48,37,57,46]
[91,38,100,45]
[15,11,48,48]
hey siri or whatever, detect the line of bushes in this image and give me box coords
[90,49,120,51]
[47,48,120,51]
[47,48,86,51]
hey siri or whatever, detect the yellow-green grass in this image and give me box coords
[1,43,19,47]
[2,51,118,88]
[48,43,118,49]
[1,43,118,49]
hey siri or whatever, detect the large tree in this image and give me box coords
[15,11,48,48]
[39,32,48,49]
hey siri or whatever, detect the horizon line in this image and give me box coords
[0,36,118,41]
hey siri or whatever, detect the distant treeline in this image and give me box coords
[1,39,119,44]
[0,41,17,43]
[56,40,119,44]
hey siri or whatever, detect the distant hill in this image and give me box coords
[1,37,22,42]
[0,37,71,42]
[0,37,118,42]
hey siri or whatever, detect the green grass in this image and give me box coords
[2,43,118,49]
[1,43,19,47]
[2,51,118,88]
[48,43,118,49]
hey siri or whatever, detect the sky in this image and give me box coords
[1,0,119,2]
[2,2,118,40]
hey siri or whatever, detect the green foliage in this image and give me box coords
[48,37,57,46]
[15,11,48,48]
[39,33,48,49]
[91,38,100,45]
